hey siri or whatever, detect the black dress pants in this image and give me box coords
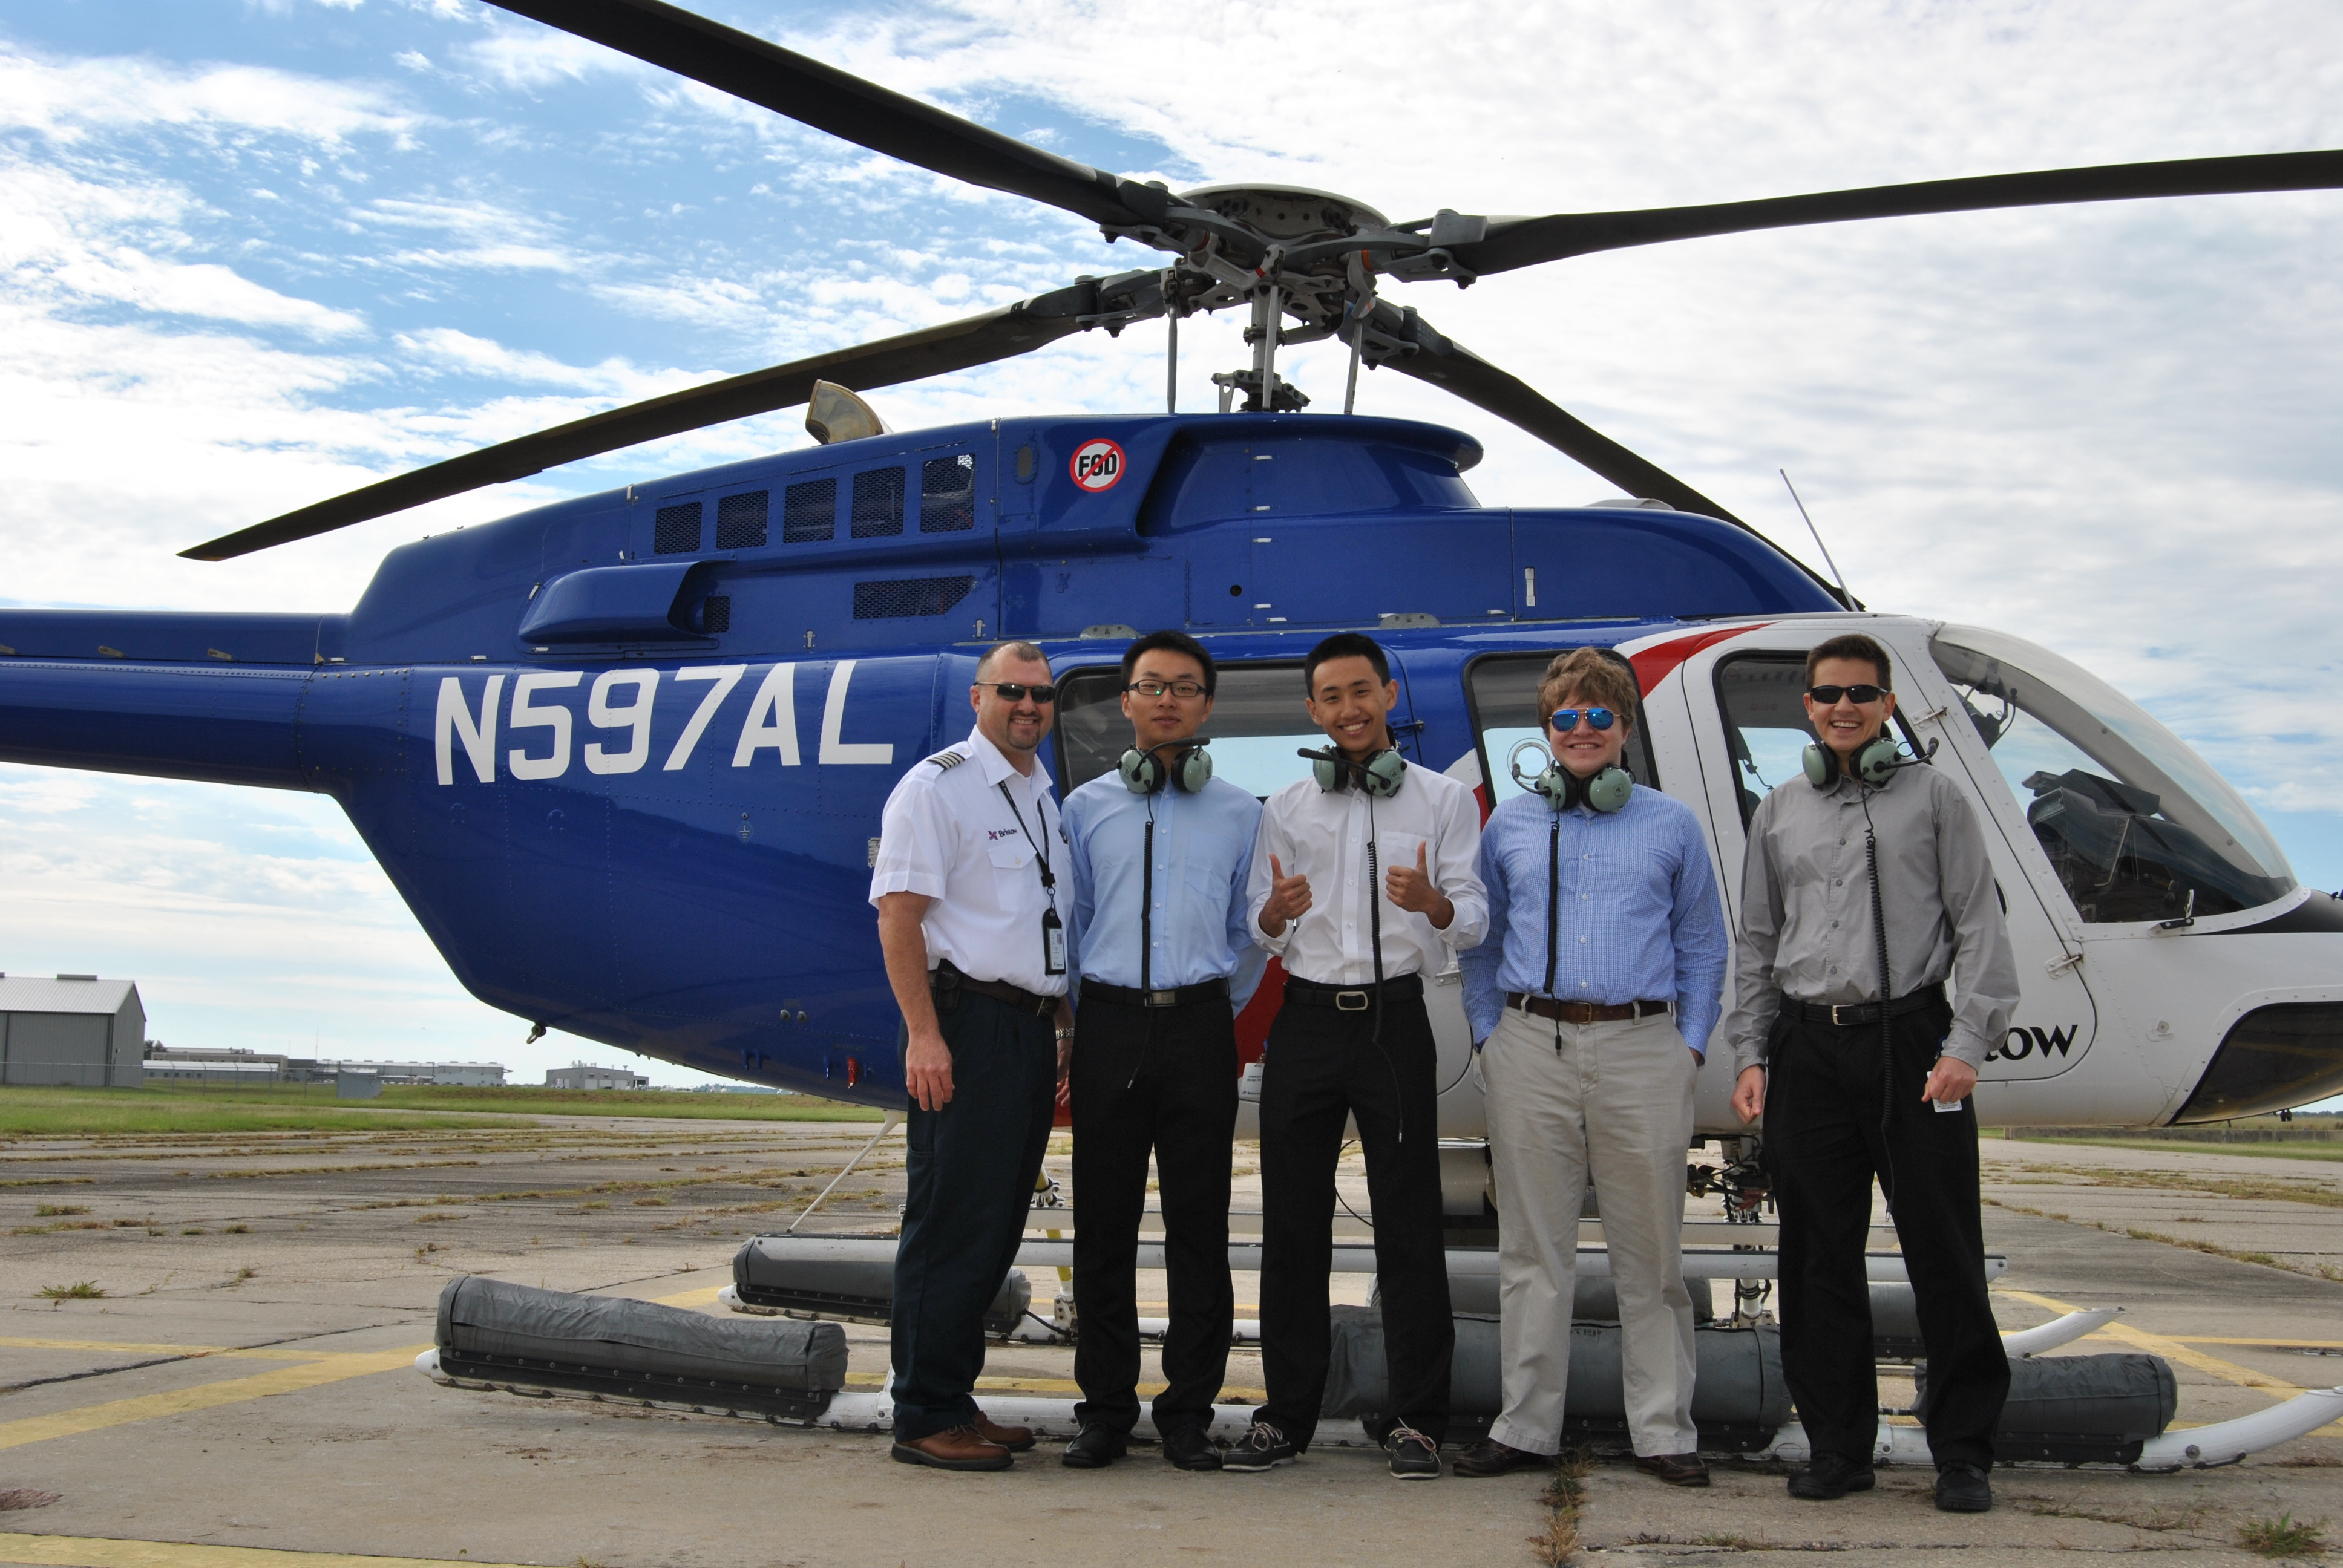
[1070,990,1239,1440]
[890,988,1056,1443]
[1767,998,2008,1471]
[1256,987,1450,1449]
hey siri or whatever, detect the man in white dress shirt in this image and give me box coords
[1221,632,1487,1480]
[869,642,1076,1471]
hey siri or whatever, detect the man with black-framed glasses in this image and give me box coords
[1058,630,1265,1471]
[870,641,1076,1471]
[1722,632,2019,1515]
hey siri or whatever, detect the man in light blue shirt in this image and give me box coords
[1060,630,1265,1471]
[1455,647,1728,1485]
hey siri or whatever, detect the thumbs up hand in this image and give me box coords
[1385,841,1455,929]
[1258,852,1314,938]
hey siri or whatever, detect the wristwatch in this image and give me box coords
[1055,1027,1076,1042]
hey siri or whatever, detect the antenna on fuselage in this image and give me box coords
[1779,469,1853,606]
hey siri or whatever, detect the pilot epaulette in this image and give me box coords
[925,749,968,771]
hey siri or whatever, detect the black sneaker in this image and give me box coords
[1786,1450,1876,1500]
[1061,1423,1126,1469]
[1161,1426,1222,1471]
[1935,1462,1993,1514]
[1221,1421,1296,1472]
[1386,1423,1441,1480]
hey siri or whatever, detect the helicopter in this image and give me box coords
[2,0,2339,1149]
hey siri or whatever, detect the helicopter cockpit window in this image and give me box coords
[1712,655,1923,828]
[1053,662,1329,800]
[1929,624,2293,923]
[921,454,976,532]
[851,468,906,538]
[1464,652,1657,808]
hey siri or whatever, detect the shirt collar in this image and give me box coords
[963,724,1049,793]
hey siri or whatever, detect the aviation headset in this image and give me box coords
[1300,745,1407,798]
[1119,738,1215,795]
[1509,737,1633,814]
[1803,731,1906,789]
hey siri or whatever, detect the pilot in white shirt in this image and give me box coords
[1222,633,1487,1480]
[868,641,1074,1472]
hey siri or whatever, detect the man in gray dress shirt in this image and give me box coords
[1723,631,2020,1515]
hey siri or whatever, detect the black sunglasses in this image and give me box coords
[1807,684,1887,705]
[978,681,1058,704]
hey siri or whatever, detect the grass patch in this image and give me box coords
[2239,1513,2328,1557]
[1533,1447,1591,1565]
[35,1281,103,1299]
[0,1085,534,1137]
[221,1223,249,1234]
[1984,1197,2333,1281]
[34,1204,89,1217]
[2011,1135,2343,1164]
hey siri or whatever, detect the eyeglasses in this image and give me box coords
[1806,684,1887,705]
[1548,708,1616,733]
[978,682,1058,704]
[1127,679,1207,700]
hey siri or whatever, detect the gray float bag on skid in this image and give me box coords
[1915,1351,2177,1465]
[436,1275,847,1420]
[730,1233,1032,1335]
[1322,1308,1790,1451]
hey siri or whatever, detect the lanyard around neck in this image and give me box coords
[997,780,1055,894]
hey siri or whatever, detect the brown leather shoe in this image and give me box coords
[891,1425,1012,1471]
[1634,1451,1711,1487]
[1452,1438,1552,1478]
[971,1410,1036,1453]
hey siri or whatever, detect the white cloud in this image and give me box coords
[0,44,419,146]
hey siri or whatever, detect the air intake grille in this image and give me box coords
[853,575,974,620]
[851,467,906,537]
[784,479,836,543]
[700,595,732,633]
[921,454,976,532]
[715,491,768,550]
[654,503,702,554]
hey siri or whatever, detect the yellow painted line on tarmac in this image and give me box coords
[1999,1287,2343,1438]
[0,1347,428,1452]
[0,1534,539,1568]
[2174,1336,2343,1350]
[648,1285,723,1310]
[0,1339,227,1357]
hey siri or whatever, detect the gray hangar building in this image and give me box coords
[0,974,146,1086]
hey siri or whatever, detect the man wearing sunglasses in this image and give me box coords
[1058,630,1266,1472]
[870,641,1076,1471]
[1722,632,2018,1515]
[1453,647,1727,1486]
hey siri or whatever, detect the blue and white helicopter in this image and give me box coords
[4,0,2341,1151]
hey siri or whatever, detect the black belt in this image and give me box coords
[1080,977,1229,1009]
[1508,995,1671,1025]
[1283,973,1424,1011]
[1784,984,1945,1029]
[931,962,1057,1018]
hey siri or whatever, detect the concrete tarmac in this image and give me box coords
[0,1115,2336,1567]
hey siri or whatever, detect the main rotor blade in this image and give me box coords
[182,305,1084,562]
[1453,149,2343,275]
[485,0,1159,229]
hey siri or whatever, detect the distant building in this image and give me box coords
[144,1048,287,1084]
[545,1063,650,1091]
[142,1047,505,1088]
[0,974,146,1087]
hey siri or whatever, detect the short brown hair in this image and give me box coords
[1535,647,1639,731]
[1804,632,1892,690]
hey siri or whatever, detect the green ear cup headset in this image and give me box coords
[1299,745,1406,798]
[1803,731,1907,789]
[1119,738,1214,795]
[1507,737,1632,813]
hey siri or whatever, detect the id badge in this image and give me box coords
[1935,1097,1964,1114]
[1041,907,1067,976]
[1239,1059,1264,1103]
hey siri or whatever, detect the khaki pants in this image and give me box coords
[1481,1005,1700,1457]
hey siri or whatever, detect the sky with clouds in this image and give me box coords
[1,0,2339,1092]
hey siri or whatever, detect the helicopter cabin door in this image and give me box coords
[1666,621,2099,1109]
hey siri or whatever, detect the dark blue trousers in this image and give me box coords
[890,989,1056,1443]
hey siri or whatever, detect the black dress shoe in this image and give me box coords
[1161,1426,1222,1471]
[1935,1462,1993,1513]
[1062,1423,1128,1469]
[1452,1439,1550,1478]
[1786,1451,1876,1500]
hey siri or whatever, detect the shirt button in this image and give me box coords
[1831,920,1840,929]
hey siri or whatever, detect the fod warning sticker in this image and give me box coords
[1069,438,1126,492]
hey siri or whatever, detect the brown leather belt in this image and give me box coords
[932,966,1058,1018]
[1507,993,1671,1025]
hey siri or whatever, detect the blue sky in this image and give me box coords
[1,0,2339,1091]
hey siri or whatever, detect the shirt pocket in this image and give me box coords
[1374,832,1430,895]
[986,837,1035,874]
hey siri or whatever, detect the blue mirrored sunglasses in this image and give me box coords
[1549,707,1616,733]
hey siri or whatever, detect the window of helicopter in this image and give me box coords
[1712,655,1922,828]
[1930,625,2294,923]
[1463,652,1657,806]
[782,478,836,544]
[920,454,977,533]
[1052,662,1332,799]
[714,490,768,550]
[851,467,907,538]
